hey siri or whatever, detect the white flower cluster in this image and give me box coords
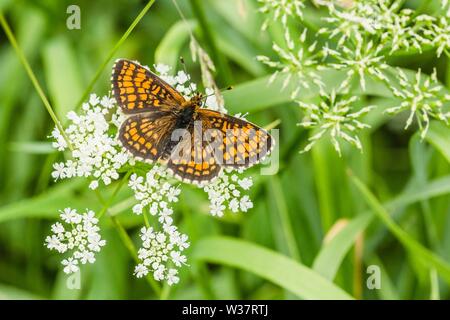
[128,168,181,224]
[204,170,254,217]
[257,29,324,99]
[258,0,305,27]
[433,17,450,58]
[51,94,129,190]
[134,225,189,285]
[298,90,374,155]
[326,38,390,92]
[45,208,106,274]
[386,68,450,139]
[258,0,450,154]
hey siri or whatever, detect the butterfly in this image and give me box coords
[111,59,273,185]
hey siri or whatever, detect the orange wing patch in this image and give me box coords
[112,59,185,114]
[198,109,273,168]
[166,124,222,185]
[119,113,177,161]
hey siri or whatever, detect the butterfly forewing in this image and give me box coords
[198,109,273,168]
[119,113,177,161]
[112,59,185,114]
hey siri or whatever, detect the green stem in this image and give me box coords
[160,282,171,300]
[110,215,162,295]
[94,171,160,295]
[97,171,132,219]
[180,199,216,299]
[188,0,233,85]
[269,176,301,261]
[0,14,72,150]
[312,140,334,231]
[73,0,156,112]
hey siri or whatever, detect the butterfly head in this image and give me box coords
[189,93,204,107]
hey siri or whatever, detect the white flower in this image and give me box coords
[240,195,254,212]
[175,70,189,84]
[170,251,187,267]
[62,257,79,274]
[238,177,253,190]
[154,63,171,75]
[134,264,149,278]
[167,268,180,285]
[45,235,65,252]
[51,163,66,180]
[50,127,67,151]
[60,208,79,224]
[45,208,106,274]
[134,226,189,285]
[51,222,65,235]
[88,180,99,190]
[76,250,95,264]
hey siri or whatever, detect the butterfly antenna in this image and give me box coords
[201,86,233,101]
[179,56,197,95]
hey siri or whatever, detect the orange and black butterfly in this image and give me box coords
[111,59,273,185]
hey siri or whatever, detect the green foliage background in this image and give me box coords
[0,0,449,300]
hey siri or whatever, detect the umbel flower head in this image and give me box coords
[45,208,106,274]
[326,37,390,92]
[134,225,189,285]
[50,94,129,190]
[386,68,450,139]
[298,90,375,156]
[319,1,435,55]
[257,29,324,99]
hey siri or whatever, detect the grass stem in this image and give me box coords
[188,0,233,85]
[0,14,72,150]
[73,0,156,112]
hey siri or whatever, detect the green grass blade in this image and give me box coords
[155,20,196,70]
[425,121,450,163]
[268,176,301,261]
[193,236,354,299]
[313,175,450,280]
[0,179,88,223]
[350,174,450,285]
[0,13,71,148]
[74,0,156,111]
[42,36,84,119]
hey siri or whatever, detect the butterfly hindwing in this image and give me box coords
[112,59,185,114]
[119,112,177,161]
[166,123,222,185]
[198,109,273,168]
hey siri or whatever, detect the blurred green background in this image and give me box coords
[0,0,450,300]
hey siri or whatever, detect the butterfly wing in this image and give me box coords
[198,109,273,168]
[119,112,177,161]
[166,123,222,185]
[112,59,185,114]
